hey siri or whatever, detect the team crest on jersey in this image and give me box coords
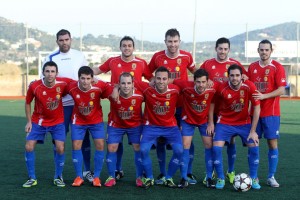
[132,63,136,70]
[118,63,122,68]
[227,94,232,99]
[212,65,216,69]
[90,92,95,99]
[205,94,209,99]
[254,69,257,73]
[166,93,171,99]
[177,58,182,65]
[43,91,47,95]
[131,99,136,105]
[76,94,80,99]
[56,87,61,93]
[240,90,244,97]
[264,77,268,81]
[164,60,168,65]
[226,64,230,69]
[265,69,270,75]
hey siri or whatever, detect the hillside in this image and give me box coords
[0,16,299,67]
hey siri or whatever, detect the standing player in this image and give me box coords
[93,36,152,180]
[68,66,110,187]
[200,37,248,184]
[44,29,94,183]
[104,72,144,187]
[213,64,261,190]
[248,39,286,187]
[135,66,183,189]
[148,28,197,185]
[23,61,67,187]
[173,69,216,188]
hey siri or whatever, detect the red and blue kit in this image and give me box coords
[148,50,195,80]
[174,80,216,125]
[67,81,111,125]
[25,78,69,126]
[216,80,260,125]
[135,81,179,127]
[248,60,286,117]
[99,56,152,84]
[107,88,144,128]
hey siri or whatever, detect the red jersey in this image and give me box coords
[216,80,260,125]
[99,56,152,84]
[135,81,179,127]
[248,60,286,117]
[67,81,111,125]
[200,58,247,83]
[148,50,195,80]
[106,88,144,128]
[174,80,216,125]
[25,78,68,126]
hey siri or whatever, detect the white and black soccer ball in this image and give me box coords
[233,173,252,192]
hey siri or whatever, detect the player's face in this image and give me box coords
[79,74,92,91]
[228,69,242,89]
[56,34,72,53]
[120,40,134,58]
[43,66,58,86]
[119,76,133,97]
[194,76,208,93]
[155,71,169,93]
[215,43,230,61]
[258,43,272,62]
[165,35,180,55]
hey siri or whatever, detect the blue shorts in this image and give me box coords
[107,126,142,144]
[141,125,182,146]
[71,122,105,140]
[63,105,73,133]
[214,123,254,145]
[26,122,65,144]
[181,120,210,137]
[256,116,280,139]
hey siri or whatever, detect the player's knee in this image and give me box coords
[25,143,34,152]
[172,144,183,156]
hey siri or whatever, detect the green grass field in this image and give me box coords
[0,99,299,200]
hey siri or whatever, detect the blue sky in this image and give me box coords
[1,0,299,42]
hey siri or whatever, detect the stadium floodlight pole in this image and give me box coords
[80,22,83,52]
[26,23,29,94]
[246,23,248,64]
[192,0,197,65]
[296,23,299,97]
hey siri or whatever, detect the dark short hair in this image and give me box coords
[56,29,71,40]
[120,36,135,48]
[155,66,170,78]
[165,28,180,39]
[215,37,230,49]
[228,64,242,75]
[259,39,273,50]
[194,68,209,81]
[78,66,93,78]
[43,61,58,72]
[119,72,134,83]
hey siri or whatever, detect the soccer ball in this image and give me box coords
[233,173,252,192]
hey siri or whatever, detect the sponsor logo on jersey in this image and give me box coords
[153,101,170,115]
[46,99,60,110]
[78,104,93,116]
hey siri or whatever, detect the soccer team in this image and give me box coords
[22,28,286,190]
